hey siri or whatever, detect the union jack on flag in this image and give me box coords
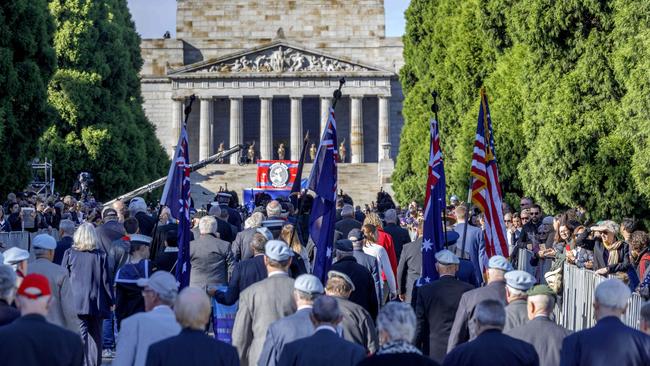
[160,125,192,288]
[470,89,508,258]
[420,118,447,285]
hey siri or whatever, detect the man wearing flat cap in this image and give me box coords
[325,270,379,353]
[448,255,513,351]
[331,239,378,320]
[415,249,474,364]
[27,234,78,332]
[505,285,571,366]
[233,240,297,366]
[258,274,324,366]
[503,270,536,331]
[348,229,382,304]
[3,247,30,280]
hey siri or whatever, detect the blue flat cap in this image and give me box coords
[488,255,513,272]
[3,247,30,265]
[294,274,324,294]
[505,270,536,291]
[32,234,57,250]
[265,240,293,262]
[348,228,364,242]
[435,249,459,265]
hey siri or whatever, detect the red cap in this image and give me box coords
[17,274,51,299]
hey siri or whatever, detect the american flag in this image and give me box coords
[160,125,192,288]
[470,89,508,258]
[308,107,338,283]
[420,118,446,285]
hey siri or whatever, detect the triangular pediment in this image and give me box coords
[168,40,393,76]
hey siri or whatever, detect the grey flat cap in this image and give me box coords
[32,234,57,250]
[265,240,293,262]
[435,249,459,265]
[137,271,179,300]
[505,270,537,291]
[294,274,324,294]
[3,247,30,265]
[488,255,513,272]
[327,270,356,292]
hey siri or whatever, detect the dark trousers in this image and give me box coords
[79,315,103,366]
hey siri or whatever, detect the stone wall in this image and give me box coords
[176,0,385,40]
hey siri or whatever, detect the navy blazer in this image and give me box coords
[62,248,113,317]
[443,329,539,366]
[0,314,84,366]
[560,316,650,366]
[53,236,73,265]
[454,223,486,286]
[277,328,366,366]
[146,328,239,366]
[383,223,411,262]
[216,254,267,305]
[331,256,379,320]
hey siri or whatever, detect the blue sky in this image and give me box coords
[127,0,410,39]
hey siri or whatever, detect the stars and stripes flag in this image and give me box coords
[470,89,508,258]
[160,125,192,288]
[420,117,447,285]
[308,107,338,283]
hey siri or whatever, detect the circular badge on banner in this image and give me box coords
[269,162,290,188]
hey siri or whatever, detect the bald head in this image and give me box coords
[174,287,211,330]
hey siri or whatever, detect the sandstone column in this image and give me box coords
[229,97,243,164]
[170,99,183,151]
[320,96,333,138]
[350,96,364,163]
[378,95,391,160]
[260,96,273,160]
[290,96,303,160]
[199,97,213,160]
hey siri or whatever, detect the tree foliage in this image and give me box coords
[395,0,650,221]
[42,0,168,200]
[0,0,56,194]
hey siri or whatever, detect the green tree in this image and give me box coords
[42,0,168,200]
[0,0,56,194]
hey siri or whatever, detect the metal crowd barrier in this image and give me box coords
[0,229,61,256]
[517,249,644,331]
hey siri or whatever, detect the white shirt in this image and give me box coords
[363,243,397,295]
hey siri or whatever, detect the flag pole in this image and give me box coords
[431,91,448,247]
[460,176,472,258]
[151,95,196,260]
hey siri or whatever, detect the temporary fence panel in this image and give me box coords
[516,249,552,285]
[0,231,30,252]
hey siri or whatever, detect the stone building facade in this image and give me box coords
[139,0,404,169]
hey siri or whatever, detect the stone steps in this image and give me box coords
[190,163,392,210]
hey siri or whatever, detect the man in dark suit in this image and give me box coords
[145,287,239,366]
[505,285,571,366]
[397,222,423,305]
[415,250,474,363]
[54,219,75,265]
[215,232,268,305]
[278,295,366,366]
[382,209,411,262]
[349,230,382,303]
[452,204,487,287]
[0,273,84,366]
[443,299,538,366]
[560,279,650,366]
[335,205,362,238]
[331,239,378,320]
[448,255,512,351]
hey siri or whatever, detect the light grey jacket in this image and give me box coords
[257,307,314,366]
[112,305,181,366]
[190,234,234,290]
[505,315,572,366]
[27,258,78,332]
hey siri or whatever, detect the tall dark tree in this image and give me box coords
[0,0,56,195]
[42,0,168,200]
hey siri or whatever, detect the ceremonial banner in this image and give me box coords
[256,160,299,189]
[470,89,508,258]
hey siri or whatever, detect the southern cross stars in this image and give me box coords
[422,238,433,252]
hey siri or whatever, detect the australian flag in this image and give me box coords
[420,118,446,285]
[160,125,192,289]
[308,107,338,283]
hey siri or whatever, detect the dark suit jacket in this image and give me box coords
[216,217,237,243]
[0,314,84,366]
[231,227,257,262]
[216,254,267,305]
[506,316,571,366]
[53,236,73,265]
[397,237,422,304]
[453,223,486,286]
[146,328,239,366]
[335,218,362,238]
[0,299,20,326]
[560,316,650,366]
[62,248,113,317]
[358,353,439,366]
[153,249,178,273]
[331,256,378,320]
[153,222,178,257]
[136,211,157,237]
[415,276,474,363]
[353,249,382,303]
[277,328,366,366]
[383,223,411,262]
[443,329,539,366]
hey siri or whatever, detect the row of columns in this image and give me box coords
[172,95,391,163]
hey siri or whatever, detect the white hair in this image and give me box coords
[595,278,630,310]
[72,223,99,252]
[198,216,218,235]
[59,219,76,236]
[528,294,555,314]
[384,209,397,224]
[377,302,417,343]
[244,212,264,229]
[506,286,526,297]
[266,200,282,217]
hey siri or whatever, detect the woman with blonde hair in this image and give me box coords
[361,224,397,302]
[280,224,311,274]
[364,212,398,279]
[62,223,113,366]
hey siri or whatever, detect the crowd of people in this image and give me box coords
[0,190,649,366]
